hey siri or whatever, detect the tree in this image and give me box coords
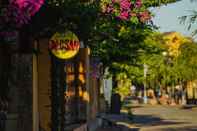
[176,41,197,83]
[114,72,131,99]
[179,0,197,36]
[88,0,179,71]
[85,0,179,99]
[137,32,167,88]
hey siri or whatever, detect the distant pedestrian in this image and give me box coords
[130,85,136,96]
[175,85,182,104]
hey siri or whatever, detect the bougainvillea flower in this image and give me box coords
[0,3,31,28]
[118,11,129,20]
[138,10,151,23]
[120,0,131,10]
[0,0,44,30]
[101,0,151,22]
[135,0,142,8]
[12,0,45,16]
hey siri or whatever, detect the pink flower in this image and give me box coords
[138,10,151,23]
[14,0,45,16]
[135,0,142,8]
[120,0,131,10]
[118,11,129,20]
[0,0,44,29]
[103,0,149,22]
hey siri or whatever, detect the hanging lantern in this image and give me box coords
[49,30,80,59]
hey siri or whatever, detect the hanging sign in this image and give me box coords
[49,31,80,59]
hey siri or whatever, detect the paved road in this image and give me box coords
[97,105,197,131]
[131,105,197,131]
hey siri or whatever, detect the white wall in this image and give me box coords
[103,69,112,105]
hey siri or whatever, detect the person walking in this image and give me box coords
[130,85,136,96]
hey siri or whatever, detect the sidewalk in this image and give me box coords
[96,113,138,131]
[96,126,122,131]
[96,125,139,131]
[96,104,197,131]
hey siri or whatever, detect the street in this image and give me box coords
[97,105,197,131]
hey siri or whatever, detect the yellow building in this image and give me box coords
[163,32,191,57]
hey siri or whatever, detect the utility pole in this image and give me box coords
[144,64,148,104]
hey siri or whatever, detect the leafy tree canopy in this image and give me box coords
[176,41,197,82]
[28,0,179,39]
[143,0,180,7]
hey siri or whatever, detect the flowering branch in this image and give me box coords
[0,0,44,30]
[101,0,151,22]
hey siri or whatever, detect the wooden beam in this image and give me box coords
[33,40,39,131]
[85,47,91,121]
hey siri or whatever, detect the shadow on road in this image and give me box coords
[98,114,195,131]
[132,114,188,127]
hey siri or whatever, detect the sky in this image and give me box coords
[151,0,197,41]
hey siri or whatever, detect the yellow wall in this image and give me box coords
[187,80,197,99]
